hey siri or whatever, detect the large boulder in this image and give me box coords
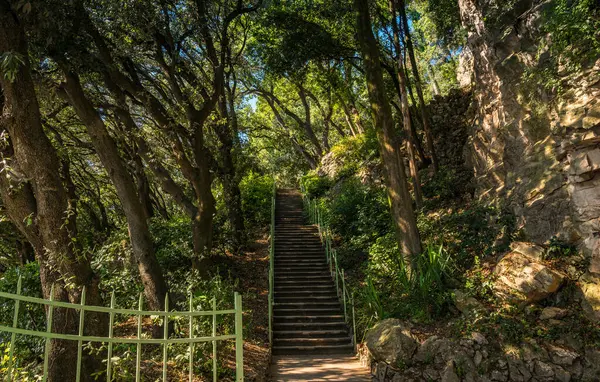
[366,319,418,367]
[494,243,564,303]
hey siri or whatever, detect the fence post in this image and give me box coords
[75,287,86,382]
[334,251,339,295]
[342,269,347,322]
[107,292,116,381]
[234,292,244,382]
[6,275,22,381]
[189,294,194,382]
[163,294,169,382]
[42,284,55,382]
[352,293,357,351]
[135,293,143,382]
[212,297,217,382]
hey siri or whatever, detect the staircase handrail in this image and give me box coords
[300,190,357,352]
[268,181,276,346]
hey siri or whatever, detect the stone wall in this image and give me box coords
[457,0,600,274]
[367,319,600,382]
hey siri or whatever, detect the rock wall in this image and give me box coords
[457,0,600,275]
[368,319,600,382]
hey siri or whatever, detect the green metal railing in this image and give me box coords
[300,186,357,352]
[268,182,276,346]
[0,277,244,381]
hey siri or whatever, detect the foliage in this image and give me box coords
[0,263,45,373]
[421,165,474,204]
[239,172,275,226]
[418,203,515,269]
[0,52,24,82]
[300,171,332,199]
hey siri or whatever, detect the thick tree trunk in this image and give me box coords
[398,0,439,172]
[390,0,423,208]
[355,0,422,271]
[0,4,103,380]
[60,71,168,311]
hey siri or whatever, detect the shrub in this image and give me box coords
[240,171,274,226]
[300,170,331,199]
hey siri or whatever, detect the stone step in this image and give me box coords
[273,308,342,316]
[274,336,352,347]
[274,271,331,277]
[274,290,337,298]
[273,329,350,339]
[275,285,336,293]
[272,344,354,356]
[273,316,346,325]
[274,296,340,304]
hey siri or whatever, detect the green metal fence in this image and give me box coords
[268,182,276,346]
[300,187,357,352]
[0,277,244,381]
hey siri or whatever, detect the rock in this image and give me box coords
[441,361,460,382]
[366,319,418,366]
[553,366,571,382]
[582,348,600,381]
[452,289,486,316]
[540,307,568,320]
[474,351,483,366]
[534,360,555,380]
[490,369,508,381]
[510,241,546,260]
[580,278,600,322]
[471,332,488,345]
[548,345,579,366]
[494,251,564,302]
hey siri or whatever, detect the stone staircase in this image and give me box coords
[272,189,354,355]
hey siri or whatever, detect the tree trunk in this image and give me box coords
[60,70,168,312]
[390,0,423,208]
[354,0,422,271]
[398,0,439,172]
[218,83,245,251]
[0,4,104,380]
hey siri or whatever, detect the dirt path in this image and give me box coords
[270,355,371,381]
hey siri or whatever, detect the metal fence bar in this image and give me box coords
[0,275,244,381]
[342,269,347,322]
[189,294,194,382]
[163,294,169,382]
[75,287,86,382]
[42,284,54,382]
[212,297,217,382]
[234,292,244,382]
[0,291,235,317]
[302,193,358,356]
[6,275,22,381]
[107,292,116,381]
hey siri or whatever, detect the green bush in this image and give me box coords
[300,171,331,199]
[240,171,274,226]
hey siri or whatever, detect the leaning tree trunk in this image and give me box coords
[390,0,423,208]
[60,70,168,312]
[354,0,422,271]
[0,3,104,380]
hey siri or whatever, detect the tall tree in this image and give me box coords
[389,0,424,208]
[354,0,422,271]
[0,2,104,379]
[398,0,439,171]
